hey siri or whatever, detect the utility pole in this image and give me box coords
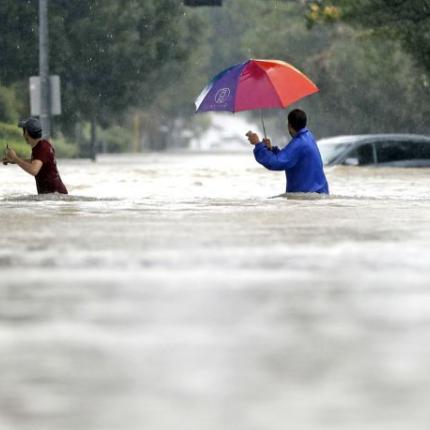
[39,0,51,138]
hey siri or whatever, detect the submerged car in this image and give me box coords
[318,134,430,167]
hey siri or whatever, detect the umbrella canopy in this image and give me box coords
[195,59,319,113]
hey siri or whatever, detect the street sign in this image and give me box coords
[30,75,62,116]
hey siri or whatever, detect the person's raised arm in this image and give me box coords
[253,143,288,170]
[4,147,43,176]
[247,131,300,171]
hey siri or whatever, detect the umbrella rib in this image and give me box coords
[232,62,248,113]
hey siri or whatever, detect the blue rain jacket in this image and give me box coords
[253,128,329,194]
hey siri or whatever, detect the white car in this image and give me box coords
[318,134,430,167]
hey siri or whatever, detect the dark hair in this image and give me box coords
[25,127,42,139]
[288,109,307,132]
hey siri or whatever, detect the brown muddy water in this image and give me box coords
[1,152,430,430]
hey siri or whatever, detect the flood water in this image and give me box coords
[1,152,430,430]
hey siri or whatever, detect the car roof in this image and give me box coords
[318,134,430,145]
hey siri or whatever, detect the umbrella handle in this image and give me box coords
[260,110,267,139]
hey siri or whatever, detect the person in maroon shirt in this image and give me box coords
[2,118,68,194]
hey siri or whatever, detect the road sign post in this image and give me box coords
[39,0,51,138]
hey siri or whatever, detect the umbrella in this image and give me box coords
[195,59,319,137]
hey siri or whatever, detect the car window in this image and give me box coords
[375,141,430,163]
[344,143,375,165]
[318,143,351,164]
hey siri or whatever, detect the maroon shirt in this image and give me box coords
[31,140,68,194]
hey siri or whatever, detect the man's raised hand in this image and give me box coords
[246,131,260,146]
[4,146,17,163]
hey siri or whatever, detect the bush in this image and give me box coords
[0,121,30,159]
[0,121,21,140]
[99,125,133,153]
[51,136,79,158]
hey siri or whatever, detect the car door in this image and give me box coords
[341,143,376,166]
[375,141,430,166]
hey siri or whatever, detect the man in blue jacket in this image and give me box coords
[247,109,329,194]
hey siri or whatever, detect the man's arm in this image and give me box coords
[14,158,43,176]
[253,143,291,170]
[4,147,43,176]
[2,159,30,165]
[246,131,290,170]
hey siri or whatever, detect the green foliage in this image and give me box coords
[98,125,133,153]
[0,0,208,151]
[51,136,79,158]
[0,121,21,140]
[0,1,38,85]
[0,121,76,158]
[307,29,430,136]
[1,0,429,152]
[48,0,206,129]
[307,0,430,76]
[0,85,22,123]
[0,122,30,158]
[132,6,211,150]
[195,0,430,139]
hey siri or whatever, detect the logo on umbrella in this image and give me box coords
[215,88,231,104]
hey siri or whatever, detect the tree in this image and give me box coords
[0,1,38,85]
[49,0,208,154]
[195,0,430,138]
[0,0,208,153]
[1,0,429,151]
[307,0,430,76]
